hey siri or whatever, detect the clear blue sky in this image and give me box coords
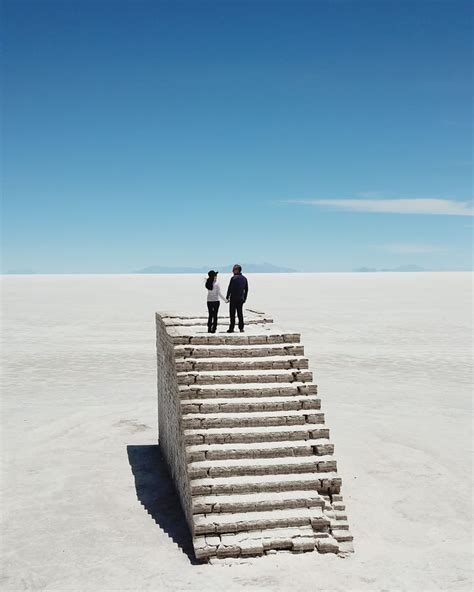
[3,0,473,273]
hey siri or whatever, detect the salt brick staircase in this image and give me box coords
[156,310,353,561]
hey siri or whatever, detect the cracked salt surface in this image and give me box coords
[2,272,471,591]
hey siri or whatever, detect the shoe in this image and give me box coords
[240,329,244,332]
[226,329,234,333]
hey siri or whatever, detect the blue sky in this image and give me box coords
[3,0,473,273]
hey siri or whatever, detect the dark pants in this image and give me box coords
[207,301,220,332]
[229,299,244,331]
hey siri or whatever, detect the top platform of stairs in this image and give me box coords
[158,309,274,327]
[157,311,300,347]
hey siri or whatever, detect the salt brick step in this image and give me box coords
[184,423,330,445]
[332,530,354,542]
[193,526,339,560]
[182,409,325,429]
[337,541,355,555]
[171,332,300,346]
[163,317,273,327]
[193,507,330,535]
[173,343,305,359]
[177,368,313,386]
[330,520,350,530]
[187,455,337,479]
[186,438,335,462]
[192,490,326,514]
[175,356,310,373]
[191,471,342,496]
[179,382,317,400]
[181,395,321,414]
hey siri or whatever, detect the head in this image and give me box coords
[205,270,218,290]
[232,264,242,275]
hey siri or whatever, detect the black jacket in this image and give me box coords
[226,274,248,302]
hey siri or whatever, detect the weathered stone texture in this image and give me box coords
[156,314,194,532]
[156,311,353,561]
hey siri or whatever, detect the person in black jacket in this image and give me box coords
[226,264,249,332]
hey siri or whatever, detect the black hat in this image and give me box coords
[208,270,218,276]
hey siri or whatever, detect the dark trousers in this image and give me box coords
[229,299,244,331]
[207,301,220,332]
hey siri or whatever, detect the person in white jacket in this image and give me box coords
[205,270,226,333]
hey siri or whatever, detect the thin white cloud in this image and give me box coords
[355,191,386,198]
[381,243,446,254]
[286,198,474,216]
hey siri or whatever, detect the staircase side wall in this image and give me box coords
[155,313,194,533]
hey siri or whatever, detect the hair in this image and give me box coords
[205,271,217,290]
[233,264,242,273]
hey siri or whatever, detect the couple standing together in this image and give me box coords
[205,264,248,333]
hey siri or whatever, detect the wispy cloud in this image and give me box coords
[285,198,474,216]
[381,243,446,254]
[355,191,386,199]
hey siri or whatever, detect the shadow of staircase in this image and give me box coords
[126,444,199,564]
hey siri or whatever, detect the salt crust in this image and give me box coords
[186,437,332,452]
[192,490,325,506]
[174,343,302,351]
[190,471,340,486]
[188,454,335,469]
[177,368,309,377]
[194,507,326,525]
[184,423,328,435]
[179,355,308,364]
[181,395,320,406]
[161,310,272,323]
[179,381,314,390]
[182,409,322,420]
[169,324,283,337]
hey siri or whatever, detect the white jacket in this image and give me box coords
[207,282,226,302]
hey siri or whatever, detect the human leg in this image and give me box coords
[228,300,237,332]
[237,300,244,331]
[207,302,213,332]
[211,302,219,332]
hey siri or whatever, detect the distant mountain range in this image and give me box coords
[2,263,451,275]
[134,262,298,274]
[354,265,427,272]
[5,268,37,275]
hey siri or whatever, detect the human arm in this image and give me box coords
[243,277,248,303]
[226,277,233,301]
[216,283,227,302]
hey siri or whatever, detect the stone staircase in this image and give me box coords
[156,310,353,561]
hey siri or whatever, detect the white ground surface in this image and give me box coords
[1,272,472,592]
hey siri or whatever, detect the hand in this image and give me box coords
[226,298,229,303]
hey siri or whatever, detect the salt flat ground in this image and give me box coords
[1,272,472,592]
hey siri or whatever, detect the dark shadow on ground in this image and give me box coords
[127,444,199,564]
